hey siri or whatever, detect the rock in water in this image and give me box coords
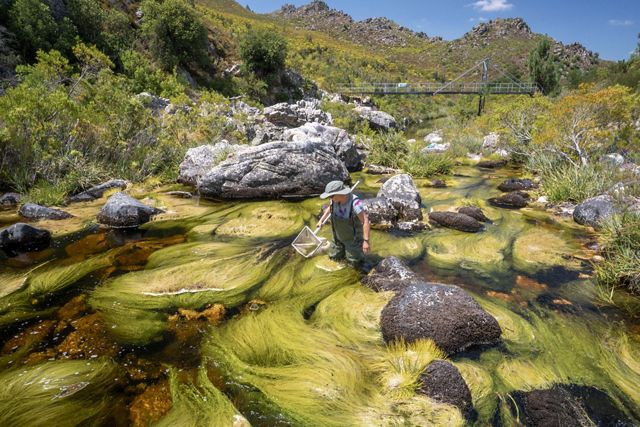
[0,193,21,210]
[67,180,128,203]
[573,195,618,229]
[354,106,397,131]
[198,140,349,199]
[477,159,507,169]
[19,203,73,220]
[361,197,398,228]
[498,178,536,192]
[282,122,363,171]
[0,223,51,253]
[457,206,491,223]
[508,384,634,427]
[377,174,423,222]
[178,141,238,187]
[97,193,164,228]
[362,256,420,292]
[428,211,483,233]
[488,192,528,209]
[417,360,475,421]
[380,282,502,354]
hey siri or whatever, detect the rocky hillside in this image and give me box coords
[271,1,600,76]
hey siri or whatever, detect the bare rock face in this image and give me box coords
[428,211,483,233]
[489,192,528,209]
[377,174,422,221]
[498,178,537,192]
[282,122,363,171]
[67,180,128,203]
[417,360,475,421]
[263,99,332,128]
[380,282,502,355]
[361,197,398,228]
[0,223,51,254]
[97,193,164,228]
[19,203,73,220]
[198,140,349,199]
[178,141,238,187]
[354,106,397,131]
[457,206,491,223]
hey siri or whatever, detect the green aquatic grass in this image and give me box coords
[511,227,579,275]
[0,359,120,427]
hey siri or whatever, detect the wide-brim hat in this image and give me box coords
[320,181,352,199]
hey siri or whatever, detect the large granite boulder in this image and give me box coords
[507,384,634,427]
[249,122,286,146]
[18,203,73,220]
[198,140,349,199]
[178,141,239,187]
[282,122,363,171]
[573,195,618,228]
[0,223,51,253]
[97,193,164,228]
[457,206,491,223]
[354,106,397,131]
[489,192,528,209]
[428,211,483,233]
[377,174,423,222]
[361,197,397,228]
[380,282,502,355]
[362,256,419,292]
[67,180,128,203]
[498,178,537,192]
[417,360,475,421]
[263,99,331,128]
[0,193,21,210]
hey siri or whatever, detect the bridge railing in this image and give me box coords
[338,82,539,95]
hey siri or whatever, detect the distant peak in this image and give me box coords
[467,17,532,38]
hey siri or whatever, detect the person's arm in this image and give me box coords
[316,204,331,230]
[357,211,370,254]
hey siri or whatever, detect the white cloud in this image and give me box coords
[608,19,634,27]
[472,0,513,12]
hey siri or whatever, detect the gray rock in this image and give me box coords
[0,193,21,210]
[67,180,128,203]
[362,197,397,228]
[0,223,51,254]
[573,195,618,228]
[424,130,443,144]
[417,360,475,421]
[249,122,286,146]
[282,122,363,171]
[477,159,507,169]
[165,191,193,199]
[97,192,164,228]
[482,132,500,149]
[377,174,423,222]
[489,192,528,209]
[178,141,237,187]
[457,206,491,223]
[601,153,625,167]
[421,142,450,154]
[428,211,483,233]
[366,164,401,175]
[198,140,349,199]
[135,92,170,114]
[508,384,634,427]
[430,179,447,188]
[354,106,397,131]
[263,99,331,128]
[362,256,419,292]
[498,178,537,192]
[380,281,502,354]
[19,203,73,220]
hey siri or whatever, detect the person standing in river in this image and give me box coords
[317,180,371,270]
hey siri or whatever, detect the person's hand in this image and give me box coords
[362,240,370,254]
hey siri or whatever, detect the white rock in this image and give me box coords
[482,132,500,149]
[424,130,443,144]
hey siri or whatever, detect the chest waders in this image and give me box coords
[330,195,365,265]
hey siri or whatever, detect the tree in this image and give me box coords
[239,28,287,76]
[140,0,209,70]
[528,37,560,96]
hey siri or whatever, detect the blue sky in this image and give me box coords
[242,0,640,60]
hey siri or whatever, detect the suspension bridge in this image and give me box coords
[338,58,541,115]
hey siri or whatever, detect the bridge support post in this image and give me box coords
[477,95,486,116]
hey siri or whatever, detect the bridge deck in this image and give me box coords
[339,82,539,96]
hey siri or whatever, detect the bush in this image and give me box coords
[595,212,640,297]
[239,28,287,76]
[404,145,455,177]
[528,153,616,203]
[366,130,409,169]
[140,0,209,70]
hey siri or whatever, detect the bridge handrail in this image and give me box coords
[337,81,540,94]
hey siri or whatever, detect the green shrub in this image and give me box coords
[366,130,409,169]
[141,0,209,70]
[528,153,616,203]
[403,145,455,177]
[595,212,640,297]
[239,28,287,76]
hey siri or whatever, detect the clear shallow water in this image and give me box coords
[0,167,638,426]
